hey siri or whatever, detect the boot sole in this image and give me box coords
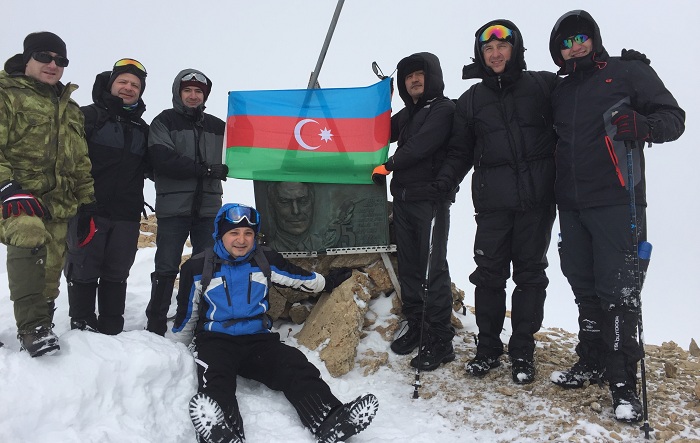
[188,393,242,443]
[317,394,379,443]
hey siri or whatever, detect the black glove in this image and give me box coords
[76,202,99,247]
[0,180,46,219]
[621,48,650,65]
[206,164,229,180]
[612,109,649,142]
[323,267,353,293]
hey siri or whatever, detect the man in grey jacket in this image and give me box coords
[145,69,228,335]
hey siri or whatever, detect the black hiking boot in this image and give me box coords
[18,325,60,357]
[315,393,378,443]
[390,320,421,355]
[410,335,455,371]
[611,383,643,423]
[71,319,98,332]
[511,358,536,384]
[465,354,501,377]
[550,359,604,388]
[189,393,244,443]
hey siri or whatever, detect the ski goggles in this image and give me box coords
[181,72,208,85]
[479,25,513,44]
[561,34,590,49]
[224,204,260,226]
[113,58,147,75]
[32,51,69,67]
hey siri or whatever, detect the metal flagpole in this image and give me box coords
[307,0,345,89]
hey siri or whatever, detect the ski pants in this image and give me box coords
[1,214,67,330]
[154,216,215,275]
[468,205,555,359]
[64,215,140,283]
[194,332,342,434]
[558,205,647,385]
[393,199,454,342]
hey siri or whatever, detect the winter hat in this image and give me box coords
[399,58,424,79]
[557,16,594,42]
[107,58,147,97]
[217,204,261,237]
[22,31,67,65]
[179,71,211,101]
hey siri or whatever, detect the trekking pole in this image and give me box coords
[412,205,438,399]
[625,140,653,439]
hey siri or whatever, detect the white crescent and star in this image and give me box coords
[294,119,334,150]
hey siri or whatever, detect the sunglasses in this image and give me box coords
[224,204,259,226]
[181,72,208,85]
[32,52,69,67]
[114,58,147,75]
[479,24,513,44]
[561,34,590,49]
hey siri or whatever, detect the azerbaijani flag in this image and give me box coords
[226,78,391,184]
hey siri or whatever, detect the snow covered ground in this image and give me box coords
[1,244,697,443]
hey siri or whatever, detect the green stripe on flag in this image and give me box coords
[226,146,389,184]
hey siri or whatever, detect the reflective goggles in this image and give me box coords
[479,24,513,44]
[561,34,590,49]
[181,72,208,84]
[113,58,147,75]
[32,51,69,67]
[224,204,260,226]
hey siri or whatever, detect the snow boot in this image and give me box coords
[511,358,536,385]
[550,359,605,388]
[611,383,643,423]
[189,393,244,443]
[390,319,421,355]
[97,280,127,335]
[18,324,60,357]
[67,280,98,331]
[145,272,176,336]
[409,334,455,371]
[315,393,378,443]
[466,353,501,377]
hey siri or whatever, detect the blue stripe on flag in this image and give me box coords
[228,78,391,119]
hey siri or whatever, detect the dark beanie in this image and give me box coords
[557,16,594,40]
[218,217,258,237]
[400,59,424,79]
[22,31,67,65]
[107,63,147,97]
[180,72,211,101]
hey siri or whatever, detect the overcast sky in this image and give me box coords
[2,0,698,346]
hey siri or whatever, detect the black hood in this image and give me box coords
[549,10,606,75]
[91,70,146,119]
[462,19,526,88]
[3,54,25,75]
[396,52,445,109]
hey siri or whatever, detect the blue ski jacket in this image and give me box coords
[171,204,326,342]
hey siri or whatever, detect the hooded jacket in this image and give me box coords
[171,203,326,340]
[148,69,225,218]
[0,54,94,220]
[81,71,149,221]
[549,10,685,210]
[440,20,557,213]
[387,52,455,201]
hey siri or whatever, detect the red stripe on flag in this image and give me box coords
[226,111,390,153]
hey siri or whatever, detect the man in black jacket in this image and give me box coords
[64,58,150,335]
[547,10,685,422]
[372,52,456,371]
[145,69,229,335]
[439,20,557,384]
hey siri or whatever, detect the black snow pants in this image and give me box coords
[468,205,555,360]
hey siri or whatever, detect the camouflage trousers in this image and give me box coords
[1,215,68,331]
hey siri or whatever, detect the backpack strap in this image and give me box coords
[254,245,272,289]
[197,247,218,294]
[466,83,478,127]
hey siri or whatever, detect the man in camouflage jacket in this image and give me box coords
[0,32,94,356]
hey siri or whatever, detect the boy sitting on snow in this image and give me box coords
[170,203,378,443]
